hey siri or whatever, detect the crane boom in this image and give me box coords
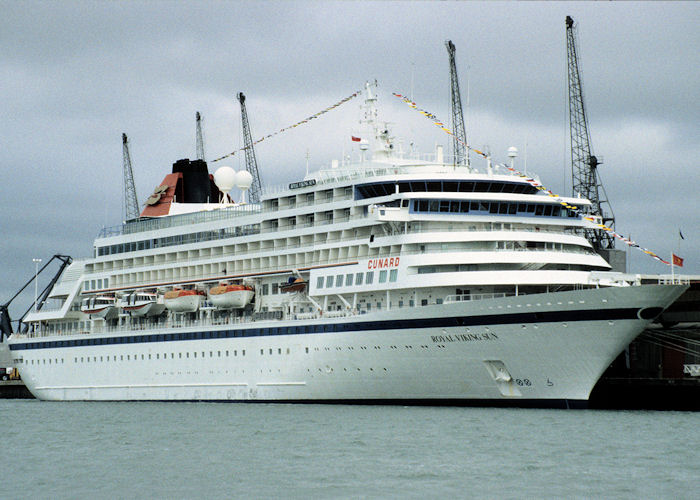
[445,40,469,167]
[237,92,263,204]
[122,133,140,220]
[566,15,615,250]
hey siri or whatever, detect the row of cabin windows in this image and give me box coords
[63,349,245,364]
[270,188,352,209]
[96,225,259,257]
[411,199,575,217]
[417,263,602,274]
[316,269,398,290]
[84,279,109,291]
[260,283,280,295]
[356,180,538,199]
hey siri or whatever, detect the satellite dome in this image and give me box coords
[235,170,253,190]
[213,166,237,193]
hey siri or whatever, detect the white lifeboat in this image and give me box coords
[118,292,166,317]
[81,295,117,320]
[164,288,205,313]
[208,283,254,309]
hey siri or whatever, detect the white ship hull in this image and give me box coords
[9,285,685,405]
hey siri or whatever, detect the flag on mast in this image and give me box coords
[672,254,684,267]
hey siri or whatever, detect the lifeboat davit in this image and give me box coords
[81,295,117,320]
[164,289,205,313]
[280,277,307,293]
[118,292,166,317]
[208,284,254,309]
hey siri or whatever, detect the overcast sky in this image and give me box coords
[1,1,698,319]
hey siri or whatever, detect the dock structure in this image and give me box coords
[592,277,700,410]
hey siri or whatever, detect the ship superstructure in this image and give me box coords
[8,83,686,405]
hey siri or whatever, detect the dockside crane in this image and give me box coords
[122,133,140,221]
[0,255,72,340]
[196,111,206,161]
[566,15,616,251]
[237,92,263,204]
[445,40,469,168]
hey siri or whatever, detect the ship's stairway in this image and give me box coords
[49,261,85,298]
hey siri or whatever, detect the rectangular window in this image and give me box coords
[389,269,398,282]
[262,284,269,295]
[271,283,279,294]
[335,275,343,287]
[366,271,374,284]
[345,274,353,286]
[355,272,364,285]
[317,276,324,289]
[379,270,388,283]
[326,276,334,288]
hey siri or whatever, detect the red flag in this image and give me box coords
[672,253,684,267]
[351,136,361,142]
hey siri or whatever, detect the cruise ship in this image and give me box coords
[8,83,687,406]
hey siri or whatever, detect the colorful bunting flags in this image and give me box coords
[392,93,489,158]
[212,89,363,163]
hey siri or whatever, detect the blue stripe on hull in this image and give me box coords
[10,307,642,352]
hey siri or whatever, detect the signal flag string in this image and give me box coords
[212,88,363,163]
[393,91,672,266]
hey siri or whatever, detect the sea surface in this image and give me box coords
[2,400,697,499]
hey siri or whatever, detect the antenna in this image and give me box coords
[122,133,140,220]
[445,40,469,168]
[195,111,206,161]
[237,92,263,204]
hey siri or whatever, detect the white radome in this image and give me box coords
[235,170,253,190]
[213,166,237,193]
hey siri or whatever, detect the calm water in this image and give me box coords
[2,400,697,499]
